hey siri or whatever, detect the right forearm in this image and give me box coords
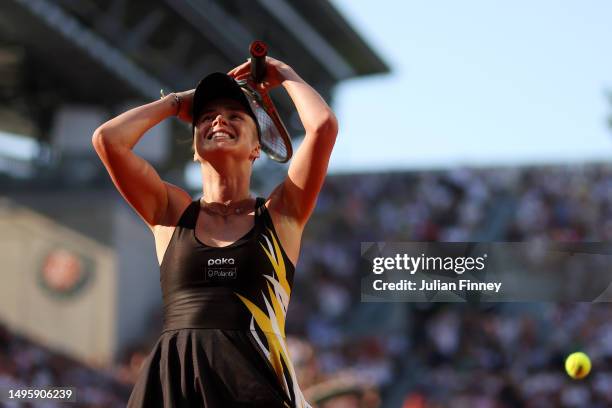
[93,95,179,149]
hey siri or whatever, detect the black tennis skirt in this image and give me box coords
[127,329,292,407]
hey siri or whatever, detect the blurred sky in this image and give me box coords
[327,0,612,172]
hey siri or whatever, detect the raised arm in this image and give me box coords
[279,67,338,225]
[229,58,338,226]
[91,92,193,229]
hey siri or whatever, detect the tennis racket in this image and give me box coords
[236,41,293,163]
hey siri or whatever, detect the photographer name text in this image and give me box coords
[373,279,502,293]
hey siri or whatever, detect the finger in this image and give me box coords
[234,72,250,81]
[228,59,251,76]
[228,67,248,78]
[227,66,240,77]
[254,81,268,91]
[227,67,240,77]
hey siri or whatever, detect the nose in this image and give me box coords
[212,114,228,128]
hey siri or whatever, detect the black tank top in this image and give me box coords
[160,197,295,332]
[160,198,310,408]
[142,198,310,408]
[158,197,310,407]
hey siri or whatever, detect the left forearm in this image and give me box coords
[280,68,337,135]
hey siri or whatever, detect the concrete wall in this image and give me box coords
[0,194,164,365]
[0,201,116,364]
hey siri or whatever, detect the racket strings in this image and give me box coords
[254,107,288,161]
[240,85,292,162]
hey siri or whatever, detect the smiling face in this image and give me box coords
[193,98,260,163]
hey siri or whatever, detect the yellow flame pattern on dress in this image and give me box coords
[235,226,310,408]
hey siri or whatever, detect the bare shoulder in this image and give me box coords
[149,183,193,265]
[264,185,305,267]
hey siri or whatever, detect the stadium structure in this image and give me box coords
[0,0,388,366]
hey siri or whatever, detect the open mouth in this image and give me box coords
[206,131,236,141]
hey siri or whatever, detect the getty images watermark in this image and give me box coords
[361,242,612,302]
[371,252,501,293]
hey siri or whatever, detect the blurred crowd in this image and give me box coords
[398,303,612,407]
[504,165,612,242]
[0,163,611,407]
[290,163,612,407]
[0,324,130,407]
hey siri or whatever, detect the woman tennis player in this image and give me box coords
[92,55,337,407]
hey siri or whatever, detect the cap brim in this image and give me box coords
[192,72,257,131]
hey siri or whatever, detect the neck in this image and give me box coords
[200,159,252,203]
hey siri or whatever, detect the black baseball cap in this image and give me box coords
[191,72,260,139]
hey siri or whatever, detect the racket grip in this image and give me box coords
[249,40,268,83]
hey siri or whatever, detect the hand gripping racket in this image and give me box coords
[236,41,293,163]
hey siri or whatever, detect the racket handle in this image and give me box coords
[249,40,268,83]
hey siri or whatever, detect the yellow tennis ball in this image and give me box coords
[565,352,591,379]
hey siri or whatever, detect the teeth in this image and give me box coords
[208,131,234,140]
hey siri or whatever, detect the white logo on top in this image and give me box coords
[208,257,235,266]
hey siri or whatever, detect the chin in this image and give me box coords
[200,147,250,162]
